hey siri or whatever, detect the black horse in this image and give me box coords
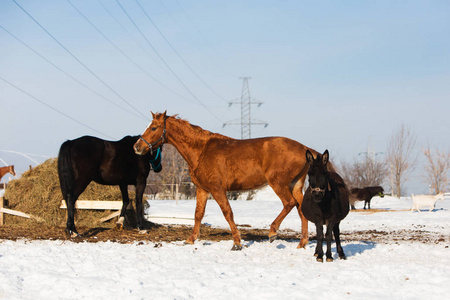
[350,186,384,210]
[301,149,350,262]
[58,135,162,237]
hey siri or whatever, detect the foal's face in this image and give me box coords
[306,150,329,203]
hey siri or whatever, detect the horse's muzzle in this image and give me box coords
[134,142,147,155]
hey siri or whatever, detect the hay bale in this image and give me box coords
[3,158,137,228]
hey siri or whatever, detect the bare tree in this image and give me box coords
[423,144,450,194]
[339,155,388,188]
[386,124,417,197]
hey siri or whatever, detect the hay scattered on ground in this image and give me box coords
[3,158,135,228]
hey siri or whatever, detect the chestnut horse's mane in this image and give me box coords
[167,114,231,140]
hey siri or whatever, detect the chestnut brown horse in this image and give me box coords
[0,165,16,182]
[134,111,318,250]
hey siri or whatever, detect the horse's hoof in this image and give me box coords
[65,229,79,238]
[116,223,123,230]
[316,257,323,262]
[269,234,277,243]
[339,255,347,260]
[184,240,194,245]
[231,244,243,251]
[326,257,333,262]
[138,229,147,234]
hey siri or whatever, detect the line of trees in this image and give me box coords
[339,124,450,197]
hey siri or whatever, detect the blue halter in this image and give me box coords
[149,147,162,170]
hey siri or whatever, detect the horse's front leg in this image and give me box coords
[210,189,242,251]
[314,222,324,262]
[135,181,146,231]
[185,188,209,245]
[325,222,334,262]
[333,222,346,260]
[117,184,130,230]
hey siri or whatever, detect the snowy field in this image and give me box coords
[1,187,450,299]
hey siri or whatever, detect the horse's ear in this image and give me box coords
[306,150,314,164]
[151,111,156,119]
[322,149,329,165]
[162,110,167,118]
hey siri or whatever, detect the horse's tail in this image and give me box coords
[57,140,75,200]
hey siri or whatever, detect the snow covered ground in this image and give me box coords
[1,188,449,299]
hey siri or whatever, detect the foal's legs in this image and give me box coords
[186,188,209,245]
[333,222,346,260]
[314,221,325,262]
[117,184,130,230]
[324,221,335,262]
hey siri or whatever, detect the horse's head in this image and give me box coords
[134,111,167,155]
[306,149,329,203]
[10,165,16,176]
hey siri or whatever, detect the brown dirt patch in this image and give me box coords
[0,222,448,245]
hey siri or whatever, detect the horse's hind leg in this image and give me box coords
[117,184,130,230]
[185,188,209,245]
[65,195,78,238]
[292,181,309,248]
[268,186,297,243]
[333,222,346,260]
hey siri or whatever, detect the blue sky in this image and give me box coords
[1,0,449,194]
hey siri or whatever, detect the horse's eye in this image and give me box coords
[151,127,157,131]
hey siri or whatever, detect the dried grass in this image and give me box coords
[3,158,135,228]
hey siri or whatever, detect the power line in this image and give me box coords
[11,0,149,121]
[0,75,114,139]
[135,0,228,103]
[67,0,197,105]
[0,24,145,120]
[115,0,224,123]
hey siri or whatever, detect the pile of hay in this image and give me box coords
[3,158,136,228]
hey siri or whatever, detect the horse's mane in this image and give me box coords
[167,114,230,140]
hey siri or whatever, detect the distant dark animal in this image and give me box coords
[301,150,350,262]
[350,186,384,210]
[133,111,319,251]
[58,135,162,237]
[0,165,16,182]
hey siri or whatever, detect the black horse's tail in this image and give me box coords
[57,140,75,200]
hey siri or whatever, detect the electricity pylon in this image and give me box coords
[223,77,268,139]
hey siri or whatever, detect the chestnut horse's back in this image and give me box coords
[195,136,314,191]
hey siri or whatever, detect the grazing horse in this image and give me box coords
[58,135,162,237]
[301,150,349,262]
[0,165,16,182]
[134,111,318,251]
[350,186,384,210]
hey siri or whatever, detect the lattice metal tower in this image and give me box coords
[223,77,268,139]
